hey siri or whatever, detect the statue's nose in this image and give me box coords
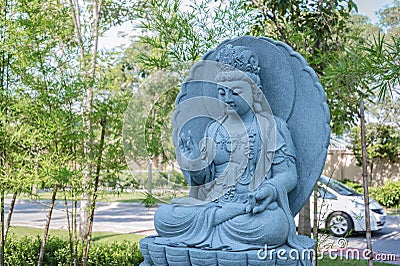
[224,91,233,104]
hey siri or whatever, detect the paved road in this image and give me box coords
[5,199,157,236]
[344,215,400,255]
[4,199,399,261]
[323,215,400,264]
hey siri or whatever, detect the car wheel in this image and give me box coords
[326,212,354,237]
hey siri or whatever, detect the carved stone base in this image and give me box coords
[139,236,315,266]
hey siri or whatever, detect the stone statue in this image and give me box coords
[139,36,330,266]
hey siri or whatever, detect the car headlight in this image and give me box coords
[371,208,384,215]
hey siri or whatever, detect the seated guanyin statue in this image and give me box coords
[139,36,330,266]
[156,69,300,250]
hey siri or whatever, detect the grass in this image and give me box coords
[8,191,146,203]
[8,226,145,244]
[8,190,188,204]
[386,207,400,215]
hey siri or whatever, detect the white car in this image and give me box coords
[297,176,387,237]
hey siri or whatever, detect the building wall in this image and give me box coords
[323,150,400,186]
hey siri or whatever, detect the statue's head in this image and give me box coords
[215,45,264,115]
[216,44,261,88]
[215,70,264,115]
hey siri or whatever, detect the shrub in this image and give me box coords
[4,235,144,266]
[4,236,40,265]
[140,192,157,208]
[341,179,363,193]
[342,179,400,208]
[369,180,400,208]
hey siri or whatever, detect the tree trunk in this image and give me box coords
[38,185,58,266]
[360,100,373,266]
[64,190,73,266]
[70,0,103,242]
[73,199,78,266]
[298,198,311,237]
[369,160,374,186]
[147,160,153,194]
[68,0,91,240]
[79,190,90,240]
[1,190,4,266]
[83,118,106,266]
[4,192,16,241]
[313,185,319,265]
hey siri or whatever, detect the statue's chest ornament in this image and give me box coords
[215,121,258,159]
[246,128,257,160]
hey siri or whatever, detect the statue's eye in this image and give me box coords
[232,89,242,95]
[218,89,225,96]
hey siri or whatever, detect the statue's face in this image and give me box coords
[217,80,253,117]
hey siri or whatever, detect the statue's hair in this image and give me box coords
[215,70,264,114]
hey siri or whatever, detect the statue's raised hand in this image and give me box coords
[179,130,200,160]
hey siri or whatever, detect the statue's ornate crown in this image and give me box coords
[216,44,260,75]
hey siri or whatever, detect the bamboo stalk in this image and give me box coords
[82,118,106,266]
[64,189,73,266]
[4,192,16,241]
[1,190,4,266]
[313,185,318,266]
[38,185,58,266]
[360,100,373,266]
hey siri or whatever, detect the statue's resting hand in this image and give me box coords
[214,201,248,225]
[246,185,276,214]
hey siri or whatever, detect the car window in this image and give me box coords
[319,176,360,196]
[327,180,360,196]
[317,186,337,199]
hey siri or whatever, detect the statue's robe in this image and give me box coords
[154,116,310,251]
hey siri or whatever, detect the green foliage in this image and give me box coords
[341,179,363,193]
[246,0,400,134]
[319,45,373,133]
[140,192,157,208]
[366,98,400,140]
[342,179,400,208]
[144,86,180,164]
[126,0,255,165]
[86,242,143,266]
[363,34,400,100]
[133,0,253,73]
[247,0,370,134]
[377,0,400,30]
[123,70,180,166]
[249,0,357,69]
[369,180,400,208]
[4,236,144,266]
[350,123,400,166]
[159,170,187,186]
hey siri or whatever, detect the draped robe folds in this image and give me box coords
[154,115,313,252]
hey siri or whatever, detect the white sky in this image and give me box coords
[98,0,396,50]
[354,0,394,23]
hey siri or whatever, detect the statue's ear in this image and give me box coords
[253,102,263,113]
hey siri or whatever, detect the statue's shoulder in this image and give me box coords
[273,116,295,157]
[274,116,289,135]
